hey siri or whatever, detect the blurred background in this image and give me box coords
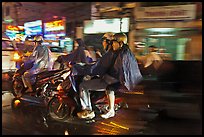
[2,2,202,60]
[2,2,202,135]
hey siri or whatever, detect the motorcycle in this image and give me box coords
[47,68,128,121]
[11,62,71,110]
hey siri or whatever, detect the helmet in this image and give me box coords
[25,36,33,42]
[102,32,115,41]
[34,35,43,43]
[113,33,127,44]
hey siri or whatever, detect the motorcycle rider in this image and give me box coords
[72,32,115,119]
[75,32,143,119]
[21,35,52,93]
[53,38,92,70]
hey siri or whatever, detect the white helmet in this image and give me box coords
[102,32,115,41]
[113,33,128,44]
[34,35,43,43]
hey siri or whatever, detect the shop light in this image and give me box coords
[146,28,175,32]
[149,34,175,37]
[65,37,71,40]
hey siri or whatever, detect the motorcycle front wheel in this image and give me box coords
[48,97,71,121]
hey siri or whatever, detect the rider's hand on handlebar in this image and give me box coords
[13,73,20,79]
[83,75,92,81]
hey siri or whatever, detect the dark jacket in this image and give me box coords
[57,39,89,64]
[72,44,143,91]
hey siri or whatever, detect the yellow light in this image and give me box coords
[13,52,21,60]
[124,91,144,95]
[14,99,21,107]
[57,84,62,91]
[64,130,69,135]
[110,122,129,130]
[24,51,32,57]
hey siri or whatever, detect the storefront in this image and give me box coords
[133,4,202,61]
[83,17,130,50]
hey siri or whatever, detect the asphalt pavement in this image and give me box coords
[2,89,202,135]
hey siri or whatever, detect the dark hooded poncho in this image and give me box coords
[113,45,143,91]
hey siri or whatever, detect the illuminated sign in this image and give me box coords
[24,20,42,36]
[44,20,66,40]
[84,18,129,34]
[45,20,64,30]
[6,25,24,31]
[6,25,25,40]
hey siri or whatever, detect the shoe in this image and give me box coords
[101,110,115,119]
[77,110,95,119]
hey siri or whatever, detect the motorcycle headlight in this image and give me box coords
[12,52,21,61]
[14,99,21,107]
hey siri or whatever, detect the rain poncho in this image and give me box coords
[25,44,52,74]
[72,44,143,91]
[114,45,143,90]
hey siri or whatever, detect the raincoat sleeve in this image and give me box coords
[72,51,113,76]
[89,51,114,76]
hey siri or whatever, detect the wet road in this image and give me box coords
[2,91,158,135]
[2,90,202,135]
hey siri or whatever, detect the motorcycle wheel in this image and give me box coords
[48,97,71,121]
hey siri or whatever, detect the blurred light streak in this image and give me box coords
[124,91,144,95]
[110,122,129,130]
[97,129,117,135]
[97,128,119,134]
[94,125,119,135]
[100,122,118,128]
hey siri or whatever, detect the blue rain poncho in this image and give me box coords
[114,45,143,90]
[25,44,52,74]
